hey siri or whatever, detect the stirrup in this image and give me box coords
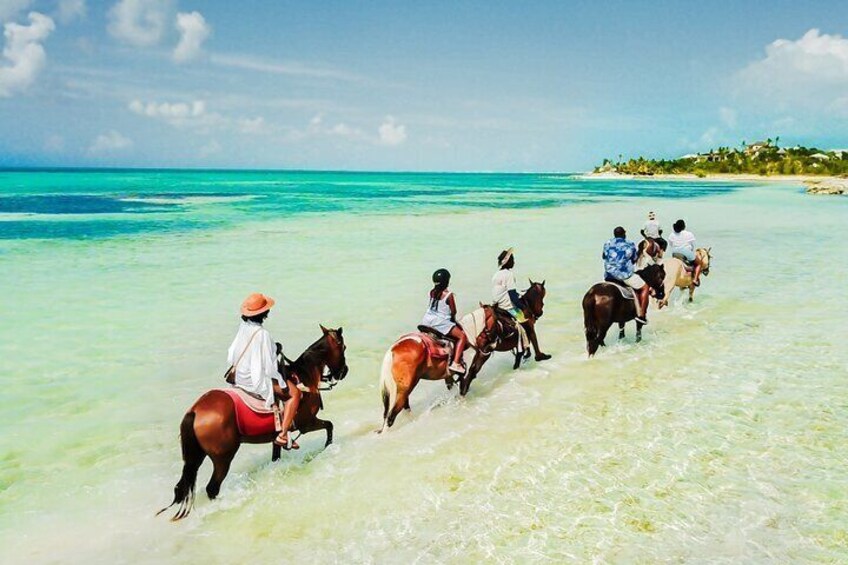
[448,362,466,375]
[635,316,648,325]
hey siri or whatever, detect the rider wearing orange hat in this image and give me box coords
[228,292,302,450]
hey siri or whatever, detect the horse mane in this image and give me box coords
[288,333,331,387]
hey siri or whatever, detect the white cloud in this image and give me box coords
[209,53,362,82]
[0,0,31,22]
[0,11,55,97]
[107,0,168,47]
[736,29,848,115]
[173,10,209,63]
[237,116,265,134]
[57,0,85,24]
[129,98,205,119]
[378,116,407,146]
[89,130,132,153]
[199,139,221,157]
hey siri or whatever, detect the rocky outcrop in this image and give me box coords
[805,179,848,195]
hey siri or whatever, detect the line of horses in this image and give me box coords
[159,247,711,520]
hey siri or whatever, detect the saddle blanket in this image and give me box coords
[217,387,277,437]
[602,282,642,316]
[397,332,453,360]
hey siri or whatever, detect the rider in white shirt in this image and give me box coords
[668,219,703,286]
[228,293,302,450]
[492,248,526,322]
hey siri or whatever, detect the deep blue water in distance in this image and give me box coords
[0,170,738,240]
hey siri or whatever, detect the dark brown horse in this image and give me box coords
[458,281,550,395]
[582,264,666,357]
[158,326,348,521]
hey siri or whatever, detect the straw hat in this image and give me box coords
[241,292,275,316]
[498,247,514,267]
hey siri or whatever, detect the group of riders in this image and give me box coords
[225,212,703,450]
[603,212,705,325]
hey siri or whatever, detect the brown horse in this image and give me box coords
[458,281,550,395]
[582,264,666,357]
[378,306,501,431]
[158,325,348,521]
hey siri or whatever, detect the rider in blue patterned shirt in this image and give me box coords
[602,226,650,324]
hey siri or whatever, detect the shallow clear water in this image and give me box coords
[1,171,846,563]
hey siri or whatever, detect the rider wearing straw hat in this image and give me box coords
[492,248,526,322]
[227,292,302,450]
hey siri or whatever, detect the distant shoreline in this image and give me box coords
[582,171,848,195]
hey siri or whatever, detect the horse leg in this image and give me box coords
[689,285,695,302]
[524,321,551,362]
[205,452,233,500]
[636,321,643,343]
[272,444,281,462]
[460,351,487,396]
[618,321,625,340]
[297,416,335,447]
[513,351,522,370]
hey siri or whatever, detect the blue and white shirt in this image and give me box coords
[603,237,637,281]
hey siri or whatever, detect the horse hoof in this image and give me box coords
[535,354,551,362]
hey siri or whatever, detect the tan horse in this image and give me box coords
[658,248,712,307]
[377,306,500,432]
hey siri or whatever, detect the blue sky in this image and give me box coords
[1,0,847,171]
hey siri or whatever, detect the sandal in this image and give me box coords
[274,433,299,451]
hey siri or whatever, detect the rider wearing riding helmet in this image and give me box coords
[602,227,651,324]
[228,292,302,450]
[492,248,526,323]
[421,269,468,375]
[668,219,703,286]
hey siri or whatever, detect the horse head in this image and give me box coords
[525,279,547,319]
[319,324,349,384]
[639,264,666,301]
[698,247,712,276]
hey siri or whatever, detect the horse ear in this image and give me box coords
[529,278,533,286]
[336,327,343,336]
[319,324,328,334]
[541,280,546,287]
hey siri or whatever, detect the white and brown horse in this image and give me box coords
[658,248,712,307]
[377,306,502,431]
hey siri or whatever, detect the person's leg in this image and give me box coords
[638,286,650,322]
[449,326,467,363]
[278,380,302,449]
[448,326,467,373]
[693,258,703,286]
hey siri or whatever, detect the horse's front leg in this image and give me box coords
[523,321,551,362]
[636,321,643,343]
[460,351,487,396]
[296,417,334,448]
[618,321,625,340]
[689,285,695,302]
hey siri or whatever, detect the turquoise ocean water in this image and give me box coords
[1,170,846,563]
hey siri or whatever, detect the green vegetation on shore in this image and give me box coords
[595,139,848,177]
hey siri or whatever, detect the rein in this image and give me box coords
[283,335,345,393]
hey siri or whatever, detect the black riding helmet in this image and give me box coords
[432,268,451,285]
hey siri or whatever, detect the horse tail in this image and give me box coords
[582,291,599,357]
[379,348,397,431]
[157,411,205,521]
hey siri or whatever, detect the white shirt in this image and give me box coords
[642,219,662,238]
[492,269,518,310]
[227,321,282,408]
[668,229,696,251]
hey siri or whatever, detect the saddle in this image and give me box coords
[491,306,530,353]
[673,252,695,270]
[603,279,635,300]
[218,387,278,437]
[411,327,455,360]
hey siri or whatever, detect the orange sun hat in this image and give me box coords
[241,292,275,316]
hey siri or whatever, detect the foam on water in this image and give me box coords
[1,174,846,563]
